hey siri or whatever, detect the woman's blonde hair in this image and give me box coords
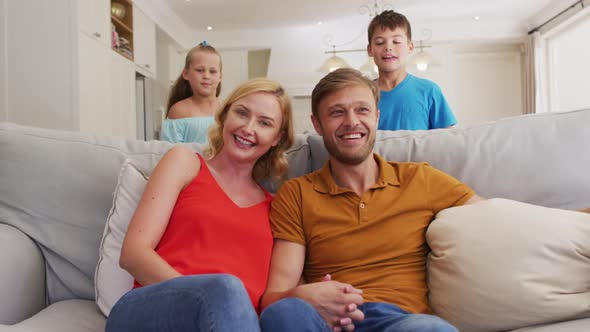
[204,78,294,183]
[166,44,222,117]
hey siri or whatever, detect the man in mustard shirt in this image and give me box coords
[259,68,483,332]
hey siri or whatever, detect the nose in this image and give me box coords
[242,118,256,135]
[343,110,360,127]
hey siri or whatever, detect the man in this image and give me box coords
[368,10,457,130]
[259,68,481,332]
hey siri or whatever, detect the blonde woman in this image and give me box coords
[106,78,294,332]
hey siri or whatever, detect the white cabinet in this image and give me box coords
[78,32,113,135]
[78,0,110,47]
[3,0,137,138]
[133,5,157,78]
[110,52,137,138]
[169,45,186,86]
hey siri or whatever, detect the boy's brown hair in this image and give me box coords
[367,10,412,44]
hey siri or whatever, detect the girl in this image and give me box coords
[160,41,222,144]
[106,78,294,332]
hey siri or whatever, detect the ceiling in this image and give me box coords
[165,0,565,32]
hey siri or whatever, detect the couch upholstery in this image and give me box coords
[1,109,589,331]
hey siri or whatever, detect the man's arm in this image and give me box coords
[260,240,365,330]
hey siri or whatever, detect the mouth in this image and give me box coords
[234,135,256,148]
[382,55,398,62]
[338,132,366,142]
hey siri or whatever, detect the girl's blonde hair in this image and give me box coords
[166,44,222,117]
[204,78,294,183]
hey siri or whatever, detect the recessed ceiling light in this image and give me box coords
[317,21,323,25]
[474,16,480,21]
[207,26,213,31]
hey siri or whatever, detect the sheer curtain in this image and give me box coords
[522,33,536,114]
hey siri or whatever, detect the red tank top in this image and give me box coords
[134,154,274,311]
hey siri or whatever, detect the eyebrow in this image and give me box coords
[234,104,277,122]
[258,115,276,123]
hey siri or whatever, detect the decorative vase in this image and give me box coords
[111,3,126,20]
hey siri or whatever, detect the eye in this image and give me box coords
[358,107,370,113]
[236,109,248,117]
[259,120,272,127]
[330,109,344,117]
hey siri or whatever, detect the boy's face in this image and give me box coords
[368,26,414,74]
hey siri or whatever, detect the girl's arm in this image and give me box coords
[119,146,201,286]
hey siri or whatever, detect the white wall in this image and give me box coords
[544,9,590,112]
[0,0,6,121]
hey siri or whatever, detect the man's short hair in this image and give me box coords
[367,10,412,44]
[311,68,380,118]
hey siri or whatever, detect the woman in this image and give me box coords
[106,78,294,332]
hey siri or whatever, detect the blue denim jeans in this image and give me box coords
[106,274,260,332]
[260,298,458,332]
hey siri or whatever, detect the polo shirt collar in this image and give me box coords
[312,153,400,195]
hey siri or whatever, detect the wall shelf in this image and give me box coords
[111,0,134,61]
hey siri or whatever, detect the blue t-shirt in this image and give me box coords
[378,74,456,131]
[160,116,215,144]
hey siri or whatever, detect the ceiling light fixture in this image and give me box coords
[411,29,434,72]
[318,0,392,77]
[206,26,213,31]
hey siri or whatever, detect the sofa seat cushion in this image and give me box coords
[509,318,590,332]
[0,300,105,332]
[427,198,590,332]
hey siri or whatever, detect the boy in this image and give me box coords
[368,10,457,130]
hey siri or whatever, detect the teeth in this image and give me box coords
[342,133,362,139]
[235,135,254,146]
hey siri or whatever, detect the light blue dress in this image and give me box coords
[160,116,215,144]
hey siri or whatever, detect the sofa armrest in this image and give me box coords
[0,223,46,325]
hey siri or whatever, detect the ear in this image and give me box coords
[408,40,415,54]
[311,115,324,136]
[181,68,189,80]
[367,44,373,58]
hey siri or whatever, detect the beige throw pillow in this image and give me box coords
[427,198,590,332]
[94,160,147,316]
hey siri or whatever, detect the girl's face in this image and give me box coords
[182,51,221,97]
[221,92,283,165]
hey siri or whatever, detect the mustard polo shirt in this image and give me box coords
[270,153,475,313]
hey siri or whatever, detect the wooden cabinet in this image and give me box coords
[133,5,157,78]
[110,0,134,61]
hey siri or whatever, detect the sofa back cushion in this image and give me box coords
[0,123,173,304]
[0,122,312,305]
[308,109,590,210]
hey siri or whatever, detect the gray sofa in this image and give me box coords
[1,109,589,331]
